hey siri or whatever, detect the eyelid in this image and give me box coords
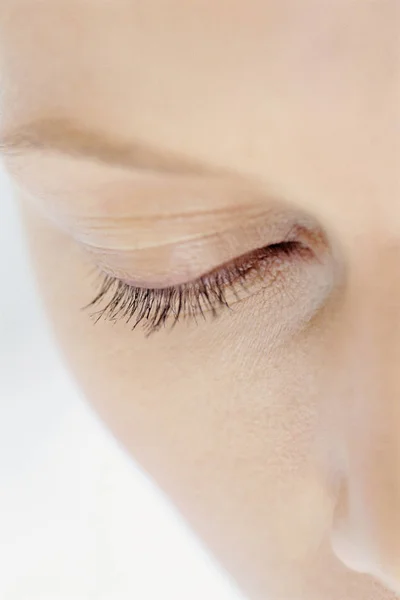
[7,151,325,286]
[72,204,268,251]
[86,240,310,335]
[10,158,290,275]
[79,215,317,289]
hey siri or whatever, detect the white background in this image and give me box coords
[0,164,243,600]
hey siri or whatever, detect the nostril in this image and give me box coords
[330,483,371,575]
[330,481,400,594]
[331,528,370,575]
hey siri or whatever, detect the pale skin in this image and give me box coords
[0,1,399,598]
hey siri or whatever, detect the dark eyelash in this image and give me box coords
[85,268,237,336]
[84,241,300,335]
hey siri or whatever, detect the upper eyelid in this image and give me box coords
[74,206,273,252]
[73,203,267,234]
[3,141,309,251]
[76,217,316,289]
[78,230,259,289]
[80,226,230,254]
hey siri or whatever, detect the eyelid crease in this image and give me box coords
[68,206,309,252]
[73,205,267,231]
[73,206,282,253]
[77,216,300,255]
[59,202,274,242]
[78,226,233,253]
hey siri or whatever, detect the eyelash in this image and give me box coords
[85,241,302,335]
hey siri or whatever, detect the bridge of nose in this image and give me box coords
[320,241,400,589]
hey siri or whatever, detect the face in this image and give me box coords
[1,1,399,598]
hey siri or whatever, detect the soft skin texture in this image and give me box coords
[1,1,399,598]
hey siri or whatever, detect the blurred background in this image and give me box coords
[0,164,242,600]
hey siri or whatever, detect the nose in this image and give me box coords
[329,245,400,592]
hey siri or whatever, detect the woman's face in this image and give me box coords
[1,1,399,598]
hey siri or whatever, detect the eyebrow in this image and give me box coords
[0,117,222,177]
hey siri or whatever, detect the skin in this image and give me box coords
[0,1,399,598]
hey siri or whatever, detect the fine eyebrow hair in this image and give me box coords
[0,117,223,177]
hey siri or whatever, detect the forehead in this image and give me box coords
[0,0,398,234]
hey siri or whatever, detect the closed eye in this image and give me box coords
[84,240,311,336]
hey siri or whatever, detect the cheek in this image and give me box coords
[22,200,338,594]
